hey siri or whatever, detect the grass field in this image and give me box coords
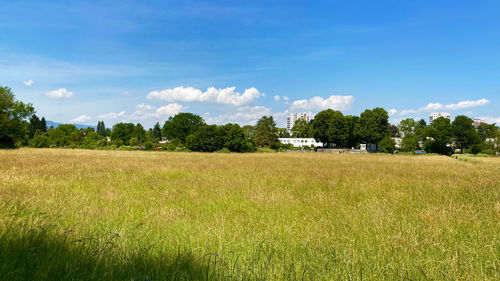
[1,149,499,280]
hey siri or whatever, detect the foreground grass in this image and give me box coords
[0,149,499,280]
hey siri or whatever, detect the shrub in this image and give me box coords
[379,136,395,154]
[129,137,139,146]
[30,134,51,148]
[471,144,482,154]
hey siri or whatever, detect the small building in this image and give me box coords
[392,137,402,149]
[159,137,169,144]
[360,143,378,153]
[278,138,323,148]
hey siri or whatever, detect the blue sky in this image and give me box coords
[1,0,499,128]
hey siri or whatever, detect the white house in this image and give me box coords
[392,137,402,149]
[279,138,323,148]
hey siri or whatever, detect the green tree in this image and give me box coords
[254,116,280,149]
[30,133,51,148]
[151,122,162,140]
[221,123,255,152]
[291,119,312,138]
[345,115,360,148]
[96,121,106,137]
[185,125,224,152]
[399,118,416,137]
[45,124,78,147]
[132,123,147,143]
[29,114,41,138]
[312,110,333,147]
[277,128,290,138]
[389,124,399,137]
[401,134,420,152]
[312,109,349,147]
[424,117,453,155]
[355,108,390,149]
[415,119,427,140]
[162,113,205,143]
[452,115,481,151]
[242,125,256,138]
[129,137,139,146]
[0,86,35,147]
[40,117,47,132]
[379,136,396,153]
[478,123,498,141]
[327,111,349,147]
[111,123,135,145]
[81,131,105,148]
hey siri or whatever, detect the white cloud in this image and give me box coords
[273,95,280,102]
[95,103,185,124]
[70,115,92,124]
[130,103,186,120]
[476,116,500,124]
[146,86,262,106]
[154,103,185,117]
[290,95,355,111]
[98,111,127,119]
[45,88,74,99]
[400,99,490,115]
[23,80,34,86]
[205,105,272,125]
[136,103,154,111]
[388,109,398,116]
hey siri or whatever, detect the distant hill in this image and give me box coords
[46,120,96,130]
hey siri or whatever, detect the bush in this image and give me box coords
[471,144,482,154]
[111,139,124,147]
[482,149,495,155]
[379,136,395,154]
[129,137,139,146]
[215,148,231,153]
[30,134,51,148]
[424,139,452,155]
[257,147,276,153]
[143,141,155,150]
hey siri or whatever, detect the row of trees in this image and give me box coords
[1,85,499,154]
[397,116,498,155]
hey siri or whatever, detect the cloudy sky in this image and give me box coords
[1,0,499,128]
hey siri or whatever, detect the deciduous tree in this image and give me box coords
[0,86,34,147]
[162,113,205,143]
[355,108,389,148]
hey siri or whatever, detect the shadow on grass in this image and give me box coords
[0,210,227,281]
[0,206,314,281]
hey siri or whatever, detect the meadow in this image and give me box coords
[0,149,499,280]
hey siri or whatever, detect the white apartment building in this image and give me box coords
[429,112,451,123]
[286,113,314,132]
[279,138,323,148]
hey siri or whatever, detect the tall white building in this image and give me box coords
[286,113,314,132]
[429,112,451,123]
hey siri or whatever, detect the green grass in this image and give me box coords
[1,148,499,280]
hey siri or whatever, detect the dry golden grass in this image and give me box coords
[1,148,499,280]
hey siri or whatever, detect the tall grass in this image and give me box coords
[1,148,499,280]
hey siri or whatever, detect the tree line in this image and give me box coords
[1,85,499,154]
